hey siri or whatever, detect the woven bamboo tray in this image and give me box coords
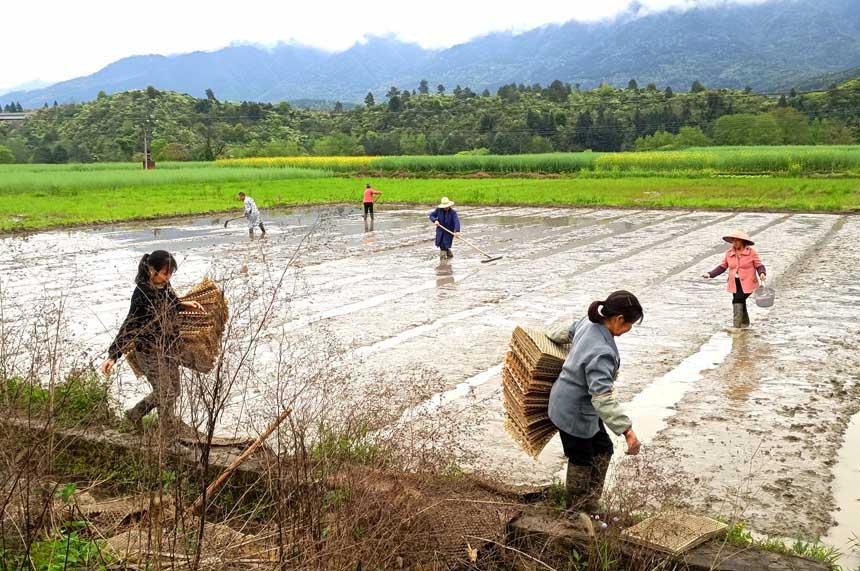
[621,512,728,555]
[127,278,229,376]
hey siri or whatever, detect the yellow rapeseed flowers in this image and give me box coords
[595,151,717,171]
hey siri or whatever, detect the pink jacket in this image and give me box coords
[709,247,766,294]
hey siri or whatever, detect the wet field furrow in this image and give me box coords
[233,210,676,338]
[646,216,860,538]
[218,211,797,435]
[191,209,762,418]
[2,207,676,383]
[0,209,787,397]
[230,212,759,392]
[2,206,857,546]
[401,213,837,485]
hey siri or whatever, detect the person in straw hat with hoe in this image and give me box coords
[428,197,460,259]
[702,230,767,329]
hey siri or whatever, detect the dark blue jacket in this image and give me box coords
[429,208,461,249]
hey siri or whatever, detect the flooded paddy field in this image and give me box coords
[1,205,858,559]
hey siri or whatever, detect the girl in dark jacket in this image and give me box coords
[101,251,204,431]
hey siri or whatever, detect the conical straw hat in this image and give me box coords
[722,230,754,246]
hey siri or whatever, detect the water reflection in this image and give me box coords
[362,227,376,248]
[723,330,771,403]
[435,259,455,287]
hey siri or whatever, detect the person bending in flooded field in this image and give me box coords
[238,192,266,238]
[101,250,205,433]
[546,291,643,514]
[428,196,460,259]
[702,230,767,329]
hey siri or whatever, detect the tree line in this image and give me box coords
[0,78,857,164]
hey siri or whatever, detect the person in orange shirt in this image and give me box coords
[703,230,767,328]
[362,183,383,221]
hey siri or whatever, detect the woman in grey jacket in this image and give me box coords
[547,290,643,513]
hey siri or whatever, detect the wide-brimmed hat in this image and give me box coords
[722,230,754,246]
[437,197,455,208]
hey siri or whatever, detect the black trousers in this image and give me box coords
[732,277,751,305]
[559,420,614,467]
[363,203,374,218]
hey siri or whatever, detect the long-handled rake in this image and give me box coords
[437,225,503,263]
[223,217,245,228]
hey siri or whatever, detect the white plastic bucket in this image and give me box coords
[755,285,775,308]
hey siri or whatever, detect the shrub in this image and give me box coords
[0,144,15,164]
[2,369,116,427]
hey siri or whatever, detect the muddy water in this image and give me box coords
[1,205,858,552]
[825,412,860,569]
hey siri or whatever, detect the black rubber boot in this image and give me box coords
[259,222,266,235]
[741,305,750,328]
[565,461,599,514]
[589,453,612,511]
[124,396,155,432]
[733,303,744,328]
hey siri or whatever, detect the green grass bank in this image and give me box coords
[2,176,859,232]
[0,162,331,194]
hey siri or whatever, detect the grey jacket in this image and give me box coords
[547,318,631,438]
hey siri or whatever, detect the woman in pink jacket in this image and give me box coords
[702,230,767,328]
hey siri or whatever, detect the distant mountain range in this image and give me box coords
[2,0,859,108]
[0,80,53,98]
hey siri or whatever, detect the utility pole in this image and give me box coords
[143,88,156,169]
[142,114,155,169]
[143,128,149,170]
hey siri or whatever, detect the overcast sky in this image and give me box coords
[1,0,771,91]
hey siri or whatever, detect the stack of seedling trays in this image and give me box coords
[175,278,229,374]
[128,278,229,376]
[503,326,567,457]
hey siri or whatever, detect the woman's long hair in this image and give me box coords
[135,250,178,285]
